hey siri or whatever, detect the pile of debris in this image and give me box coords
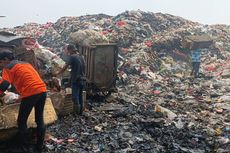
[1,10,230,152]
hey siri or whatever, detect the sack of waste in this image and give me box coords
[69,29,109,46]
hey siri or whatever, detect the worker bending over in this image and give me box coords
[0,50,47,153]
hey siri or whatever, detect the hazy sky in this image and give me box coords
[0,0,229,28]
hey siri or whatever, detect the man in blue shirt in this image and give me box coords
[191,49,201,77]
[55,44,86,115]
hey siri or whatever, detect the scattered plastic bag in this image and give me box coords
[2,92,20,104]
[155,104,177,120]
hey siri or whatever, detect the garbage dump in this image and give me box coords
[0,10,230,152]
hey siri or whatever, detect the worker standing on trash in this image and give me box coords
[55,44,86,115]
[190,48,201,77]
[0,50,47,153]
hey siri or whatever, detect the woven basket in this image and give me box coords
[50,92,73,116]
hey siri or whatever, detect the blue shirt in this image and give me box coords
[191,49,201,62]
[67,54,85,83]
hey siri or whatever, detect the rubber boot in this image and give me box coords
[74,104,82,115]
[80,91,86,115]
[73,104,77,114]
[8,131,31,153]
[79,104,83,115]
[73,104,76,112]
[82,91,86,110]
[36,128,46,153]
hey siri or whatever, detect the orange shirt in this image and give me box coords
[2,61,47,98]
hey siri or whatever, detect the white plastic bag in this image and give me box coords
[2,92,20,104]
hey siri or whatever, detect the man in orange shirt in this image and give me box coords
[0,50,47,153]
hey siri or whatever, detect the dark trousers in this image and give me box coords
[72,81,84,113]
[191,62,200,77]
[17,92,47,148]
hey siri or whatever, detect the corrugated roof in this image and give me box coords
[0,31,28,43]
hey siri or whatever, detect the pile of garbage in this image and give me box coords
[69,29,110,46]
[1,10,230,152]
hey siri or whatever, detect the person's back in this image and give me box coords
[68,54,85,83]
[2,60,46,98]
[191,49,201,77]
[191,49,201,62]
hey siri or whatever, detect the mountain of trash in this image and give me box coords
[1,10,230,76]
[1,10,230,152]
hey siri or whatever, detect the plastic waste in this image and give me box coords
[215,128,222,136]
[175,118,184,129]
[218,136,229,144]
[2,92,20,104]
[155,104,177,120]
[225,127,230,131]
